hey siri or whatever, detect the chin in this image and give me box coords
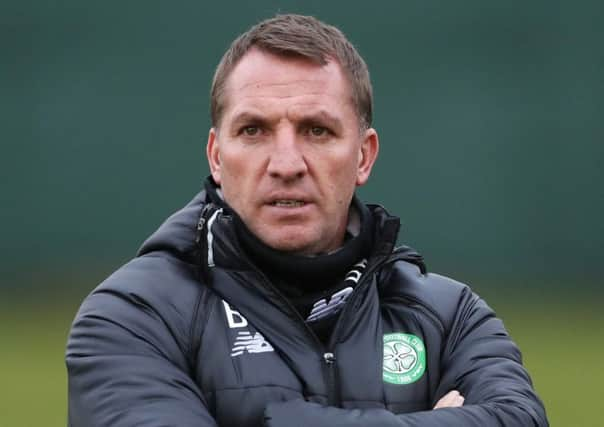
[261,232,318,255]
[266,239,313,254]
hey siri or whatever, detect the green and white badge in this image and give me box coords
[383,333,426,385]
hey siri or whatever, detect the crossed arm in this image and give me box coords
[67,285,546,426]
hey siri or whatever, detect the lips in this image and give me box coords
[271,200,306,207]
[265,193,312,209]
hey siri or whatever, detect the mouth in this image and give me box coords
[270,199,307,208]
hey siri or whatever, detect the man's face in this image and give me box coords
[207,48,378,255]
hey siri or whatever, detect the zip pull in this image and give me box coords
[195,203,215,244]
[323,352,336,364]
[322,352,340,406]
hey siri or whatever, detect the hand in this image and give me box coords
[433,390,465,409]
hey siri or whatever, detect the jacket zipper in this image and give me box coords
[319,254,391,406]
[323,352,339,406]
[233,264,355,407]
[231,270,338,402]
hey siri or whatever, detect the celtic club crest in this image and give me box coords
[383,333,426,385]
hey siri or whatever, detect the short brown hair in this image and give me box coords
[210,14,373,129]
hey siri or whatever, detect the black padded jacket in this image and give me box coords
[66,188,548,426]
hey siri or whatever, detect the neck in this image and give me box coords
[232,196,373,292]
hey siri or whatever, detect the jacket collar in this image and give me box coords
[137,177,426,275]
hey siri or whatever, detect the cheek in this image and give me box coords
[334,151,361,185]
[218,155,259,212]
[221,145,266,178]
[219,151,249,182]
[324,162,357,208]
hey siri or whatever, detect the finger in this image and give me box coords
[434,390,458,408]
[443,392,463,408]
[433,390,465,409]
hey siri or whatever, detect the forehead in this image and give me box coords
[220,48,355,120]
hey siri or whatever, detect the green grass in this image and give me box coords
[1,300,76,426]
[1,295,601,426]
[498,299,603,426]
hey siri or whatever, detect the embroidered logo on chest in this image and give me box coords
[222,300,274,357]
[383,333,426,385]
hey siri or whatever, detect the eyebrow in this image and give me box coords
[230,112,271,130]
[229,110,344,133]
[297,110,344,133]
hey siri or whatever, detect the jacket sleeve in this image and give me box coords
[264,288,548,427]
[66,269,218,427]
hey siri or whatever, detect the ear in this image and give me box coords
[356,128,379,186]
[206,127,222,184]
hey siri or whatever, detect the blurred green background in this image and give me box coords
[1,1,602,425]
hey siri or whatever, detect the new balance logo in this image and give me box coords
[230,331,274,357]
[222,300,275,358]
[306,258,368,323]
[307,287,353,322]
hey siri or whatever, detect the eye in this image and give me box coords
[309,126,328,137]
[242,126,260,136]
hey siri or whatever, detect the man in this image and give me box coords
[66,14,548,426]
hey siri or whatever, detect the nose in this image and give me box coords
[266,126,308,181]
